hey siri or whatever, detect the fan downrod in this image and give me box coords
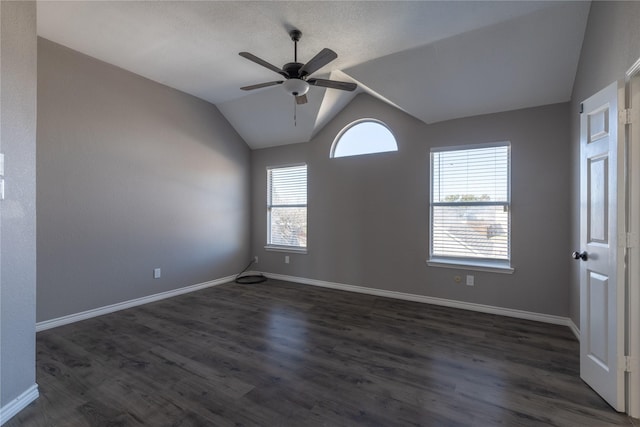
[290,29,302,62]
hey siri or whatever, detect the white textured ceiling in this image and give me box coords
[37,1,590,149]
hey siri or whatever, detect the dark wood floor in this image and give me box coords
[7,279,636,426]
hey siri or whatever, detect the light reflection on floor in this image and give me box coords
[264,305,308,371]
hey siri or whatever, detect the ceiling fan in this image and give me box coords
[239,29,357,105]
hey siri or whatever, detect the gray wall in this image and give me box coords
[37,39,251,322]
[252,94,571,317]
[0,0,38,409]
[569,1,640,325]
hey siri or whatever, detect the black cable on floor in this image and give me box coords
[234,259,267,284]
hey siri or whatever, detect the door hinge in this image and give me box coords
[0,153,4,201]
[620,108,633,125]
[626,232,639,248]
[624,356,635,373]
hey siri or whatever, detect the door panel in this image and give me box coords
[587,270,608,369]
[587,105,609,142]
[588,156,608,243]
[579,81,625,411]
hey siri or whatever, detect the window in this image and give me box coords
[429,142,512,272]
[266,164,307,251]
[331,119,398,158]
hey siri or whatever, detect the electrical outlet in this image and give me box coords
[285,255,290,264]
[454,275,462,283]
[466,275,474,286]
[154,268,161,279]
[254,256,258,264]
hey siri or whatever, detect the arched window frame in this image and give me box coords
[330,118,398,158]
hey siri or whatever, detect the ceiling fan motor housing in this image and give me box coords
[283,62,303,78]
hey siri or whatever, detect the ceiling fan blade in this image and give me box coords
[307,78,357,92]
[239,52,288,77]
[240,81,284,91]
[299,48,337,77]
[295,94,308,105]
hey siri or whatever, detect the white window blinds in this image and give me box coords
[431,143,510,262]
[267,164,307,248]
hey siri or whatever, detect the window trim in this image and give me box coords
[264,245,308,254]
[266,163,308,253]
[426,258,514,274]
[330,118,398,158]
[428,141,513,271]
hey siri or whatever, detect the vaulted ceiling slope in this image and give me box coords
[37,1,590,149]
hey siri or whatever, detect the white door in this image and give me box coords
[578,81,625,411]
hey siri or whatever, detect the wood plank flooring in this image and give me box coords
[7,279,637,426]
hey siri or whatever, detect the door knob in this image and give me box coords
[572,251,588,261]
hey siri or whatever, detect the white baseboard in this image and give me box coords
[35,270,581,339]
[568,318,580,341]
[0,384,38,426]
[263,272,576,331]
[36,275,235,332]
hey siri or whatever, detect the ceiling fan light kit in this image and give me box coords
[239,29,356,107]
[283,78,309,97]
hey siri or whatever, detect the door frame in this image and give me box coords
[624,57,640,419]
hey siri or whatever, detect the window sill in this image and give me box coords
[264,245,307,254]
[426,258,514,274]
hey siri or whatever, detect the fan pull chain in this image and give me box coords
[293,97,297,127]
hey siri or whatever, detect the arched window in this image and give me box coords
[330,119,398,158]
